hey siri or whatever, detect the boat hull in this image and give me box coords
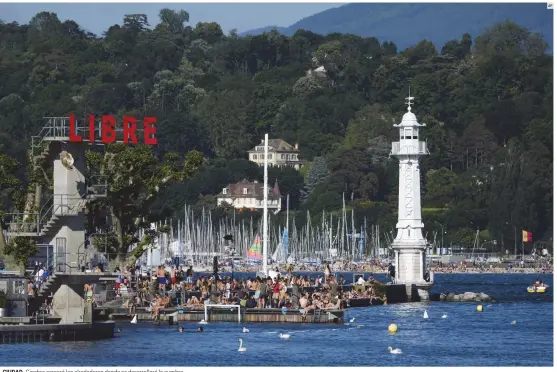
[527,286,549,293]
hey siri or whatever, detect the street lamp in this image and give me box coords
[505,222,517,258]
[434,221,445,255]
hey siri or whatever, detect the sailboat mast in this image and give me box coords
[262,133,269,275]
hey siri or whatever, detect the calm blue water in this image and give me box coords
[0,274,553,367]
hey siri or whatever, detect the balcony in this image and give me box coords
[390,141,429,156]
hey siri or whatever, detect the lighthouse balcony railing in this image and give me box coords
[390,141,429,156]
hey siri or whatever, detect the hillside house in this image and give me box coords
[247,139,303,170]
[217,179,282,213]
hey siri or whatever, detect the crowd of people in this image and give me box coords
[104,263,388,319]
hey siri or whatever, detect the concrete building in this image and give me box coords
[217,179,282,213]
[389,94,434,301]
[4,117,118,323]
[247,139,303,170]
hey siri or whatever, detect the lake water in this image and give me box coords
[0,273,553,367]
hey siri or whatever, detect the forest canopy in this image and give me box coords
[0,10,552,258]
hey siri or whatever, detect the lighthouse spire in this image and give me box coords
[405,86,414,112]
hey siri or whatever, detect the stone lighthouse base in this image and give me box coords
[405,282,433,302]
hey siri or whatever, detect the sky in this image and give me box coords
[0,3,344,35]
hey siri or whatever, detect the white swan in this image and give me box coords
[130,315,138,324]
[279,333,291,339]
[350,318,356,323]
[511,320,516,325]
[441,314,447,319]
[199,319,208,324]
[388,346,402,354]
[238,338,247,352]
[423,311,429,319]
[242,327,249,333]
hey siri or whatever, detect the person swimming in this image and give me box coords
[196,327,204,332]
[179,326,184,333]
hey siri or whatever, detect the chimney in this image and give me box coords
[295,142,299,150]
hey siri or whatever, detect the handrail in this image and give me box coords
[5,192,93,235]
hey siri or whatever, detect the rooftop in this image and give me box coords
[248,139,299,153]
[217,179,281,199]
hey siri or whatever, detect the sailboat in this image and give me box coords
[247,235,263,264]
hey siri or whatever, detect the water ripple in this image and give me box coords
[0,273,552,367]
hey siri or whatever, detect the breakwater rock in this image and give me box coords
[432,292,493,302]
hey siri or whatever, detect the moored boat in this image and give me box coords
[527,284,549,293]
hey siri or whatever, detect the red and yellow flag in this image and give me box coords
[522,230,532,243]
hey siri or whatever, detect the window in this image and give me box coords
[243,188,248,195]
[222,188,227,194]
[252,155,257,160]
[268,154,272,159]
[259,154,264,159]
[281,154,284,159]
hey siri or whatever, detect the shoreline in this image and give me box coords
[198,270,553,275]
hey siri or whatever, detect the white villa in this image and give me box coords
[247,139,303,170]
[216,179,282,213]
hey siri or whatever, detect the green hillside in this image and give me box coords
[0,9,552,263]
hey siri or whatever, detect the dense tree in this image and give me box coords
[0,13,552,262]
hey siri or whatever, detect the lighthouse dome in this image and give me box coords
[400,110,419,127]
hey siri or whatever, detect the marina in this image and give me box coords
[0,4,553,367]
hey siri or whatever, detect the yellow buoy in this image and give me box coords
[476,305,483,312]
[388,323,398,333]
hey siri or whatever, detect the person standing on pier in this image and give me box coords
[258,277,268,309]
[186,266,194,284]
[170,266,177,290]
[290,276,300,309]
[157,266,166,291]
[388,263,396,283]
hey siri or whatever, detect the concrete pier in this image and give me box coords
[0,322,115,344]
[99,307,345,324]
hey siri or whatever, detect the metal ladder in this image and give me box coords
[312,308,322,322]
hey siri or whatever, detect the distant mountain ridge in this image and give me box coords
[241,3,553,51]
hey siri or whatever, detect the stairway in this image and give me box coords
[28,273,61,316]
[38,198,88,236]
[39,215,61,236]
[32,140,53,169]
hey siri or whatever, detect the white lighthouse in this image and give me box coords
[389,93,433,301]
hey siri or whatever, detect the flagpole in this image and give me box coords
[262,133,269,276]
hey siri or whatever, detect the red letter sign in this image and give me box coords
[101,115,116,144]
[123,116,138,144]
[88,115,96,143]
[143,117,158,145]
[69,114,82,143]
